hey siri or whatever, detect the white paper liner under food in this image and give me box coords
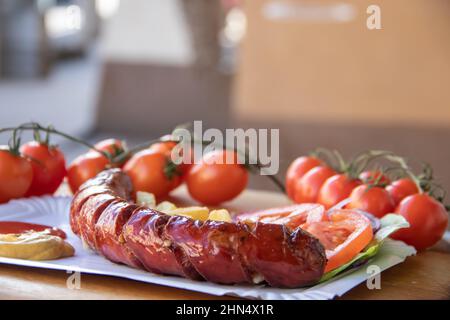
[0,195,416,300]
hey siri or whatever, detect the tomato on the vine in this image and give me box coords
[124,149,181,198]
[93,138,126,158]
[317,174,361,209]
[186,150,248,205]
[0,147,33,203]
[67,138,126,193]
[391,194,448,250]
[386,178,419,206]
[346,184,395,218]
[20,141,66,196]
[67,152,110,193]
[286,156,322,199]
[149,140,177,156]
[149,139,192,175]
[293,166,336,203]
[359,170,390,186]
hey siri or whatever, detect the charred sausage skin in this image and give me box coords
[71,169,326,288]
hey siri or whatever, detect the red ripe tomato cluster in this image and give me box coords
[286,155,448,250]
[0,141,67,204]
[0,127,249,207]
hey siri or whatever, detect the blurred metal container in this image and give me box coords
[0,0,49,78]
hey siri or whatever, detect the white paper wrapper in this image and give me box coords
[0,194,416,300]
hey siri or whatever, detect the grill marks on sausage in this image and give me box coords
[94,201,142,268]
[165,217,252,284]
[238,223,326,287]
[71,169,326,287]
[77,193,117,249]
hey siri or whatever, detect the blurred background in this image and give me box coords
[0,0,449,192]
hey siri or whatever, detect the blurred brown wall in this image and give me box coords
[234,0,450,127]
[233,0,450,193]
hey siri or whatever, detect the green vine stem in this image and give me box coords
[0,122,111,161]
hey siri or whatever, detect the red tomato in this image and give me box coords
[317,174,361,209]
[93,138,125,158]
[386,178,419,206]
[0,147,33,203]
[149,141,177,156]
[123,149,181,198]
[293,166,336,203]
[20,141,66,196]
[186,150,248,205]
[67,152,110,193]
[285,156,322,199]
[149,140,192,176]
[391,194,448,250]
[359,170,390,185]
[346,185,395,218]
[304,210,373,272]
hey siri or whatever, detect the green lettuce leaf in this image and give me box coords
[319,214,410,283]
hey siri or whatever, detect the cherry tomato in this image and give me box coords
[67,138,126,193]
[149,141,177,156]
[317,174,361,209]
[93,138,126,158]
[293,166,336,203]
[303,210,373,272]
[386,178,419,206]
[149,140,192,175]
[391,194,448,250]
[359,170,390,185]
[67,152,109,193]
[20,141,66,196]
[186,150,248,205]
[124,149,181,198]
[0,147,33,203]
[346,184,395,218]
[286,156,322,199]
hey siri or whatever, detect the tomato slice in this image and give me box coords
[237,205,373,273]
[236,204,326,228]
[303,210,373,272]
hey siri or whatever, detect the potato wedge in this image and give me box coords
[136,191,156,208]
[156,201,177,213]
[167,207,210,221]
[208,209,232,222]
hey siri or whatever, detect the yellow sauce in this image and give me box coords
[0,231,74,260]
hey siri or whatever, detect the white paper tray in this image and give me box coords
[0,190,416,300]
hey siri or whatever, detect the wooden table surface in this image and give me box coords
[1,251,449,300]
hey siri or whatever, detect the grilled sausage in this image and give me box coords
[71,169,326,288]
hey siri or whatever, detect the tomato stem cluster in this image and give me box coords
[311,147,447,205]
[0,122,110,160]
